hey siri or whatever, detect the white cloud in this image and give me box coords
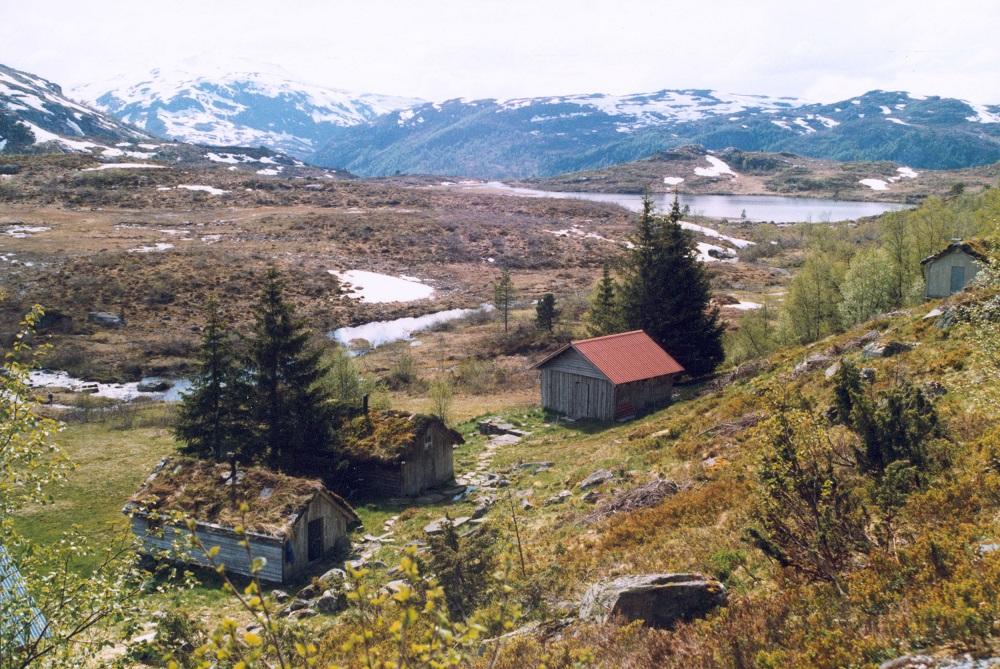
[2,0,998,103]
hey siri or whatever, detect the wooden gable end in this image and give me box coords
[539,346,610,381]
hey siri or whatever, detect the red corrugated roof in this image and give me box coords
[534,330,684,385]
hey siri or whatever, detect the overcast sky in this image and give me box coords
[3,0,998,103]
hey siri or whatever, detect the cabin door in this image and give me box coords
[950,266,966,294]
[572,381,591,418]
[307,519,324,562]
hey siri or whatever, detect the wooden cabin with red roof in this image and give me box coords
[531,330,685,421]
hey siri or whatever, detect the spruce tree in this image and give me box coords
[618,194,724,376]
[175,301,251,461]
[587,263,622,336]
[247,268,333,466]
[535,293,557,331]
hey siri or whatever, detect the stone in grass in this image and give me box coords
[288,607,317,620]
[544,490,572,505]
[319,568,347,585]
[87,311,124,328]
[577,469,614,490]
[316,589,346,614]
[579,573,727,629]
[863,341,912,359]
[423,516,471,535]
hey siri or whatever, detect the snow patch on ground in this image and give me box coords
[793,117,816,133]
[128,242,174,253]
[4,225,50,238]
[694,155,737,178]
[256,168,281,176]
[896,166,918,179]
[679,221,754,249]
[545,225,626,247]
[101,147,155,159]
[176,184,229,195]
[859,178,889,191]
[81,162,167,171]
[695,242,736,263]
[206,152,251,164]
[886,117,911,126]
[965,101,1000,124]
[728,301,762,310]
[663,176,684,185]
[330,270,434,303]
[331,305,492,349]
[19,120,104,152]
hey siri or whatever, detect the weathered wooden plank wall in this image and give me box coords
[540,368,615,421]
[132,517,286,583]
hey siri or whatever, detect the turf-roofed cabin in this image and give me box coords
[333,410,462,498]
[124,457,359,584]
[532,330,685,422]
[921,239,989,298]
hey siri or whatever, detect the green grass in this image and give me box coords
[14,419,178,566]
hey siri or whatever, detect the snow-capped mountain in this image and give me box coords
[311,89,1000,177]
[0,63,147,153]
[9,59,1000,179]
[77,66,422,158]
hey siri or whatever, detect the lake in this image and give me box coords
[466,182,913,223]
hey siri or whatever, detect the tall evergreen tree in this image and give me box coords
[587,263,623,336]
[493,268,515,334]
[247,268,333,466]
[175,301,252,461]
[535,293,557,331]
[618,194,724,376]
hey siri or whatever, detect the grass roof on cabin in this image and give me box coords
[127,456,354,536]
[921,238,994,264]
[334,410,459,465]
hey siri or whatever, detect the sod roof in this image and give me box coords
[335,410,463,465]
[126,456,358,536]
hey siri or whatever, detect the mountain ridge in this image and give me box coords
[0,63,148,154]
[310,89,1000,177]
[7,61,1000,178]
[75,67,422,158]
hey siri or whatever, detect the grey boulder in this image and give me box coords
[579,573,726,629]
[87,311,124,328]
[578,469,614,490]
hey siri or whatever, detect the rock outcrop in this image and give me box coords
[579,573,726,629]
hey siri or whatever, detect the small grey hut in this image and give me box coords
[125,457,359,584]
[531,330,685,422]
[333,411,462,498]
[921,240,988,298]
